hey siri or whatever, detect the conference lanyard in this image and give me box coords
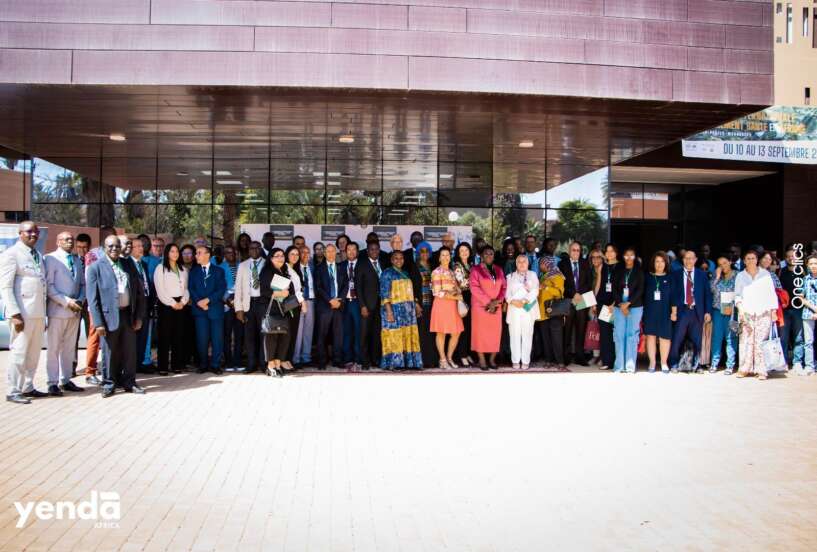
[653,274,662,301]
[623,269,632,302]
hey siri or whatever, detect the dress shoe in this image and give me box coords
[22,389,49,398]
[361,364,370,371]
[318,365,327,371]
[212,368,223,375]
[86,375,102,385]
[101,387,115,398]
[6,394,31,404]
[60,381,85,392]
[125,385,146,394]
[139,364,156,374]
[158,370,169,376]
[47,384,63,397]
[195,368,206,374]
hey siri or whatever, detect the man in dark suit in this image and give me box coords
[558,240,593,366]
[340,241,362,369]
[366,232,391,267]
[314,243,348,370]
[85,235,147,398]
[356,240,385,370]
[403,231,423,274]
[188,245,227,375]
[669,249,713,372]
[124,236,155,373]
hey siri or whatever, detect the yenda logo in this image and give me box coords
[14,491,120,528]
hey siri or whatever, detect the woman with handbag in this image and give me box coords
[259,247,296,377]
[411,242,438,368]
[710,255,738,375]
[537,256,566,367]
[594,243,620,370]
[283,245,304,371]
[504,255,540,370]
[452,242,476,367]
[612,247,644,373]
[735,250,779,380]
[430,247,464,369]
[469,246,507,370]
[643,251,673,373]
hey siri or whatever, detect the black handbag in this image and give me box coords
[544,298,571,318]
[280,293,300,314]
[261,299,289,335]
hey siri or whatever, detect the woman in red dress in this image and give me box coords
[469,246,507,370]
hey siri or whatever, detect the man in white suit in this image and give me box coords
[0,221,48,404]
[234,241,265,373]
[44,231,86,396]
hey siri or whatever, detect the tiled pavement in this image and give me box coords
[1,351,816,552]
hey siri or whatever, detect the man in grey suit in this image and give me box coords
[85,235,147,398]
[0,221,48,404]
[44,231,86,396]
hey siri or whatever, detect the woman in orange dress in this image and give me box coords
[430,247,464,369]
[469,245,507,370]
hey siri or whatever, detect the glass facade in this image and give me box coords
[16,150,611,250]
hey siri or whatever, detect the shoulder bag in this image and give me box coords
[261,298,289,335]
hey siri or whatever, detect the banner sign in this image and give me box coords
[682,106,817,165]
[241,224,473,249]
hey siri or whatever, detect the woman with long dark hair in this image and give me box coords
[236,232,252,262]
[612,246,644,373]
[283,245,304,370]
[153,243,189,375]
[452,242,475,367]
[643,251,673,373]
[259,247,295,377]
[594,243,619,370]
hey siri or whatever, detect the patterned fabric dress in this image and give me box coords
[379,267,422,369]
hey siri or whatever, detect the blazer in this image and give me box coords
[338,258,359,301]
[85,254,146,332]
[233,257,265,313]
[188,263,227,319]
[558,257,593,298]
[355,255,386,311]
[44,249,85,319]
[670,267,713,321]
[402,247,417,274]
[314,260,349,313]
[126,256,154,310]
[0,241,47,319]
[153,264,190,307]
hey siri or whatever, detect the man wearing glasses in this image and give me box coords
[0,221,49,404]
[85,235,147,398]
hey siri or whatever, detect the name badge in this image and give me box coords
[654,290,661,301]
[605,283,612,293]
[622,286,629,302]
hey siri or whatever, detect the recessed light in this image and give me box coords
[216,180,243,185]
[339,134,355,144]
[312,171,324,177]
[201,170,212,176]
[109,133,126,142]
[176,171,189,177]
[328,171,341,177]
[216,170,231,176]
[327,181,341,186]
[440,174,453,179]
[519,140,534,148]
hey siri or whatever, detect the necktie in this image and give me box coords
[329,263,337,298]
[302,266,310,299]
[686,271,693,307]
[573,262,579,289]
[374,259,382,277]
[67,254,75,278]
[31,248,40,269]
[251,260,259,289]
[349,262,356,299]
[136,261,148,295]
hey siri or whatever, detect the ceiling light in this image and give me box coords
[312,171,324,177]
[440,174,453,179]
[216,170,232,176]
[201,170,212,176]
[327,181,341,186]
[519,140,534,148]
[328,171,341,177]
[176,171,189,177]
[216,180,244,185]
[339,134,355,144]
[109,133,126,142]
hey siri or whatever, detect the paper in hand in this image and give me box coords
[271,274,291,291]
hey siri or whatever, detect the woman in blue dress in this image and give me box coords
[643,251,673,373]
[380,250,423,370]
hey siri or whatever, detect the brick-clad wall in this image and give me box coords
[0,0,773,103]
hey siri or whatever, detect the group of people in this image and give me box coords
[3,220,816,404]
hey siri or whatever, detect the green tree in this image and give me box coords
[549,199,606,249]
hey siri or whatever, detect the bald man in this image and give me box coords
[44,232,86,395]
[0,221,48,403]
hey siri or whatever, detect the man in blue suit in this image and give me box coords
[188,245,227,375]
[314,243,349,370]
[669,250,713,372]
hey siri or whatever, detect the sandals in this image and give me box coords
[439,359,452,370]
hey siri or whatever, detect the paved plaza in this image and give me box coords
[1,351,815,552]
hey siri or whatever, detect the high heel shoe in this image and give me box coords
[439,359,451,370]
[447,357,459,368]
[479,363,489,371]
[459,357,470,367]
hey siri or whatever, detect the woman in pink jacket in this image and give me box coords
[469,245,507,370]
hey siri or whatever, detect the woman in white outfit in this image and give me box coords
[504,255,541,370]
[734,249,778,380]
